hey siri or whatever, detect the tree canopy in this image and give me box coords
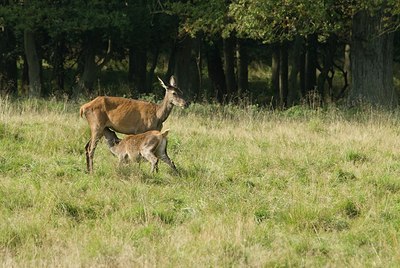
[0,0,400,107]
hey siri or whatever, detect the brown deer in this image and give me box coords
[103,127,178,173]
[80,76,187,173]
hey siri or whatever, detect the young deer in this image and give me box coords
[80,76,187,173]
[103,127,178,173]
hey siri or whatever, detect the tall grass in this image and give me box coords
[1,96,400,266]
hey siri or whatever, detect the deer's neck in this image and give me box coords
[156,98,173,123]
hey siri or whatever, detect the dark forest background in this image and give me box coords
[1,0,400,108]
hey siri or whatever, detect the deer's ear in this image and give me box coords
[158,76,168,90]
[169,76,177,87]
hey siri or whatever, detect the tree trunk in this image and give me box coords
[344,44,351,84]
[76,34,111,96]
[79,46,97,94]
[349,9,397,107]
[288,36,303,105]
[24,29,41,97]
[166,41,177,80]
[305,34,318,93]
[206,40,227,103]
[52,39,66,93]
[223,36,237,100]
[22,55,29,96]
[173,35,199,99]
[299,46,306,96]
[237,39,249,96]
[195,37,203,97]
[280,41,288,107]
[271,43,280,107]
[317,34,336,102]
[0,27,17,96]
[147,45,159,91]
[129,45,148,94]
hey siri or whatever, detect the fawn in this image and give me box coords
[103,127,178,173]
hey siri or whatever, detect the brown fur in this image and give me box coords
[103,128,177,173]
[80,76,186,173]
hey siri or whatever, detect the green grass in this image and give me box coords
[2,97,400,266]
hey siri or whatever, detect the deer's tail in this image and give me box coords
[79,105,86,118]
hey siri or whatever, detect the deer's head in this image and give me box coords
[158,76,188,108]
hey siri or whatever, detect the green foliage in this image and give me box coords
[229,0,348,42]
[229,0,400,43]
[2,0,400,103]
[168,0,353,41]
[1,0,129,34]
[167,0,232,37]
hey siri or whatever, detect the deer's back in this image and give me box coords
[83,96,161,134]
[124,130,163,150]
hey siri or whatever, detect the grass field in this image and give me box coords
[1,96,400,267]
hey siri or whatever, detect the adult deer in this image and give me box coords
[80,76,187,173]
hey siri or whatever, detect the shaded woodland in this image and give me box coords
[1,0,400,108]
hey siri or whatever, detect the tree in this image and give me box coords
[271,43,280,106]
[168,0,239,102]
[231,0,400,108]
[287,36,303,105]
[21,0,43,97]
[206,38,227,102]
[230,0,352,105]
[125,0,152,94]
[24,27,41,97]
[349,2,399,107]
[223,35,237,99]
[73,1,126,94]
[230,0,331,105]
[304,34,317,94]
[1,0,125,97]
[0,13,17,95]
[237,39,249,95]
[1,0,399,108]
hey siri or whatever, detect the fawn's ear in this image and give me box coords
[169,76,177,87]
[161,128,170,137]
[158,76,168,90]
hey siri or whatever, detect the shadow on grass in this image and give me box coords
[114,163,180,185]
[173,164,209,179]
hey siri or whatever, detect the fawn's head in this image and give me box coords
[103,128,121,147]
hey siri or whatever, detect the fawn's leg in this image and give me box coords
[141,150,159,173]
[156,139,178,173]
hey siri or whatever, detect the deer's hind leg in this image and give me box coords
[141,150,159,173]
